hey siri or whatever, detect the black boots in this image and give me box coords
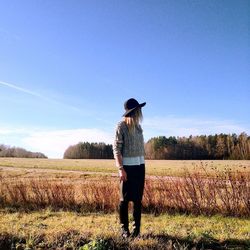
[119,201,130,238]
[119,200,142,239]
[131,201,141,238]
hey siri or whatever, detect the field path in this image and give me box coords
[1,164,249,184]
[0,165,182,181]
[0,165,118,176]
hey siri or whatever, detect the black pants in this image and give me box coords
[119,200,142,235]
[120,164,145,201]
[119,164,145,235]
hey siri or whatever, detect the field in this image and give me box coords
[1,158,249,176]
[0,158,249,249]
[0,210,249,249]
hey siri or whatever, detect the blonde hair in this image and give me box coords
[124,108,143,132]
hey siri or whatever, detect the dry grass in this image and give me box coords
[144,168,250,217]
[0,164,249,217]
[0,160,250,249]
[0,158,249,176]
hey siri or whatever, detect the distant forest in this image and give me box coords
[0,144,47,158]
[64,132,250,160]
[145,132,250,160]
[64,142,113,159]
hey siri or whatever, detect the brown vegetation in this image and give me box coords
[0,164,249,217]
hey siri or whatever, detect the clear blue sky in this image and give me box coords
[0,0,249,158]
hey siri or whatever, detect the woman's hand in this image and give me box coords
[119,168,127,182]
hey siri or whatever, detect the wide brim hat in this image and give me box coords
[122,98,146,117]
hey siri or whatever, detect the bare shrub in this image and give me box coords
[0,165,249,217]
[142,167,250,217]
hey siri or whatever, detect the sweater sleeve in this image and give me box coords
[113,122,124,157]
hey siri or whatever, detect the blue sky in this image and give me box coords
[0,0,249,158]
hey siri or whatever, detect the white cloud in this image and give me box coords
[143,116,249,140]
[0,80,82,112]
[0,128,13,135]
[22,128,113,158]
[0,80,43,98]
[0,125,113,158]
[0,127,32,135]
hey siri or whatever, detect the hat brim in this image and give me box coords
[122,102,146,117]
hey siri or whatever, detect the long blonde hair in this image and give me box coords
[124,107,143,132]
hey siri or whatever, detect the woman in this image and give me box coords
[113,98,146,238]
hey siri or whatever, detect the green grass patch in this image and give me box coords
[0,209,249,249]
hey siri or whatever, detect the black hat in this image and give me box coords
[123,98,146,117]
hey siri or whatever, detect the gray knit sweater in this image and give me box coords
[113,121,145,157]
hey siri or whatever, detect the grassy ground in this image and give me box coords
[0,158,249,176]
[1,159,249,249]
[0,209,249,249]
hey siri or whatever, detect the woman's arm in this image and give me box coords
[115,153,123,168]
[113,122,127,182]
[115,153,127,182]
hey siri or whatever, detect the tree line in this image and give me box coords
[145,132,250,160]
[63,132,250,160]
[0,144,47,158]
[2,132,249,160]
[63,142,113,159]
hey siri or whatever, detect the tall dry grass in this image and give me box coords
[0,166,249,217]
[143,169,250,216]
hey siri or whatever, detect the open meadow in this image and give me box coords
[0,158,249,176]
[0,158,249,249]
